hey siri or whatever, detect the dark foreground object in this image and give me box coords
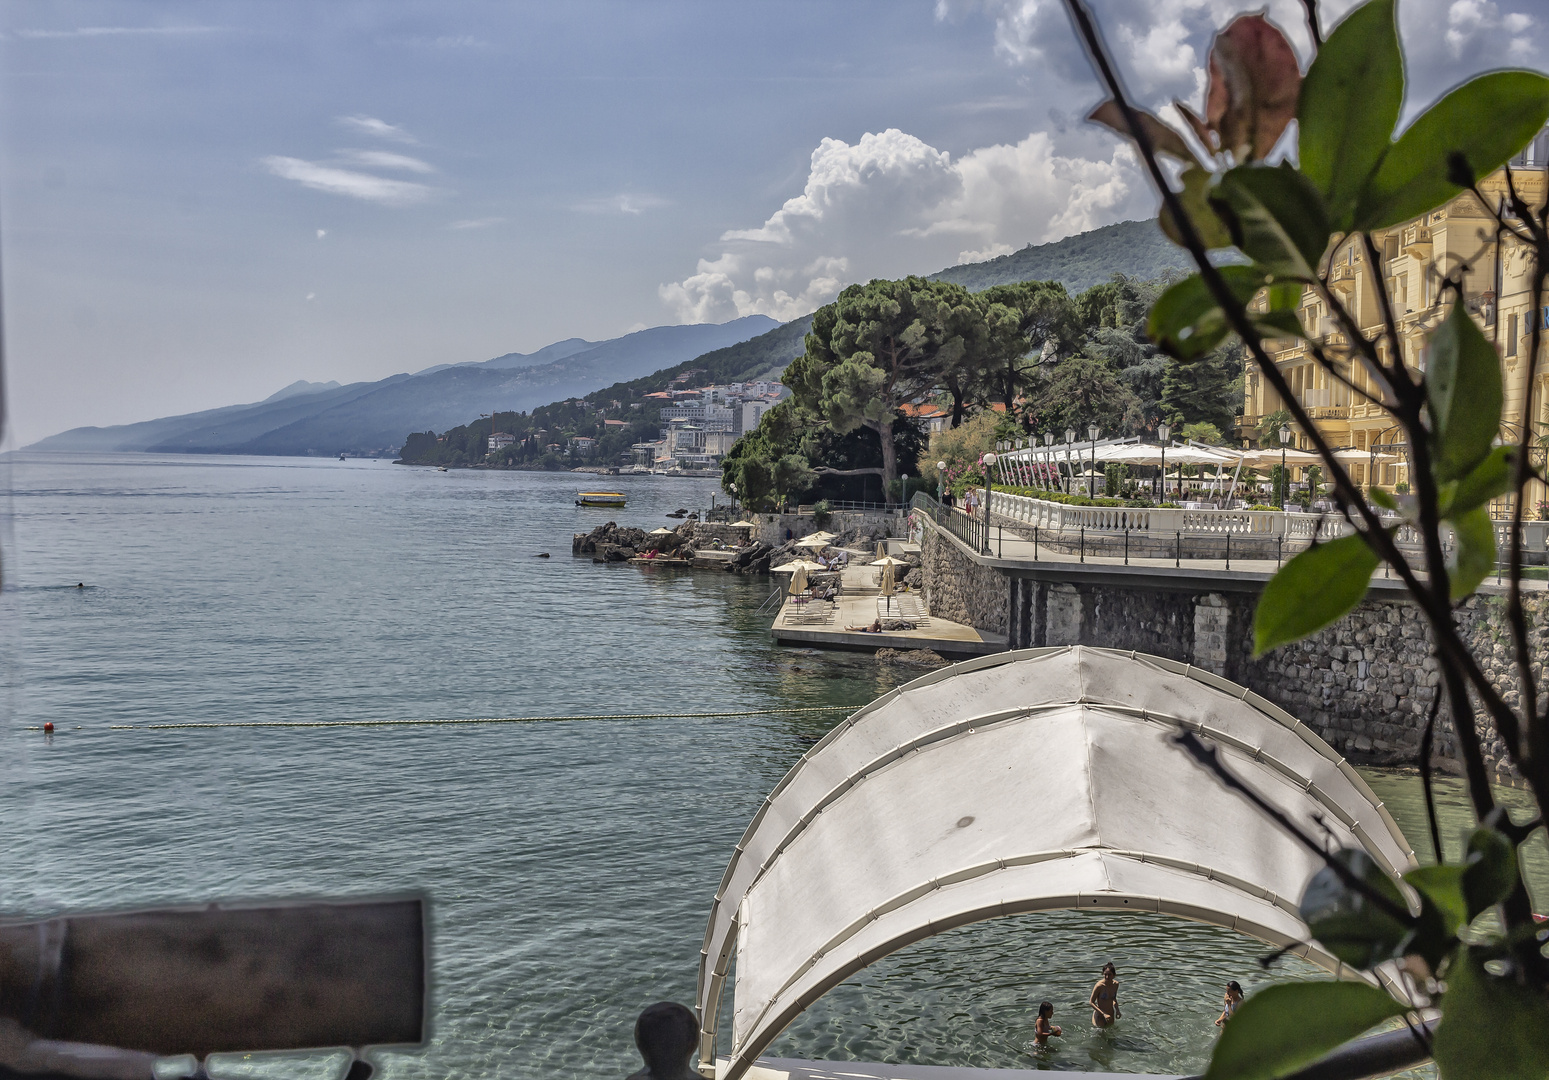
[1183,1018,1435,1080]
[0,898,426,1057]
[626,1002,699,1080]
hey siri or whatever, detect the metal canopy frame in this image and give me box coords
[696,647,1417,1080]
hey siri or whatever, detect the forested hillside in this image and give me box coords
[396,315,813,468]
[932,219,1190,293]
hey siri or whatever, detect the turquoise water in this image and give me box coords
[0,453,1531,1078]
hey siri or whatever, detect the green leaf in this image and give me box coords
[1448,506,1497,600]
[1462,826,1518,919]
[1442,446,1514,518]
[1298,0,1403,232]
[1300,849,1414,969]
[1406,865,1468,937]
[1433,948,1549,1080]
[1147,266,1300,360]
[1356,71,1549,231]
[1254,532,1379,655]
[1213,164,1333,280]
[1161,165,1235,251]
[1369,487,1399,511]
[1203,981,1409,1080]
[1428,298,1504,482]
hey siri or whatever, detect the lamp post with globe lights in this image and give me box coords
[1157,421,1171,500]
[1278,425,1292,508]
[980,451,998,553]
[1087,423,1100,498]
[936,460,946,503]
[1064,428,1075,494]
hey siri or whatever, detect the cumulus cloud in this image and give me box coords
[262,156,433,206]
[659,127,1150,324]
[448,217,507,230]
[941,0,1541,113]
[336,115,416,143]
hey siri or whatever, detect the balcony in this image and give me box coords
[1401,224,1432,256]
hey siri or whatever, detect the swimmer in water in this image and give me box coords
[1033,1001,1062,1047]
[1215,981,1244,1026]
[1090,962,1120,1027]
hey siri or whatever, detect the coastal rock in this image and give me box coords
[875,648,948,667]
[573,521,649,555]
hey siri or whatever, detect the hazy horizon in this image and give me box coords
[4,0,1540,446]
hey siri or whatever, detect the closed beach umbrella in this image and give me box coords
[791,564,809,594]
[879,560,895,598]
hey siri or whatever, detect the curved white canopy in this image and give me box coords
[697,647,1416,1079]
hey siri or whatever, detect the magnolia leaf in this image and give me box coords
[1297,0,1403,231]
[1214,165,1333,280]
[1174,98,1215,154]
[1462,826,1518,919]
[1299,849,1413,969]
[1428,298,1503,482]
[1443,446,1514,518]
[1433,949,1549,1080]
[1149,268,1304,360]
[1089,101,1200,165]
[1203,981,1408,1080]
[1205,14,1302,163]
[1448,506,1497,600]
[1161,165,1235,250]
[1149,266,1263,359]
[1369,487,1399,511]
[1406,865,1468,939]
[1255,531,1379,655]
[1356,71,1549,230]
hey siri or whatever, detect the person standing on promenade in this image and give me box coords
[1089,963,1120,1027]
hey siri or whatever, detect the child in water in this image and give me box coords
[1089,963,1120,1027]
[1215,981,1244,1026]
[1033,1001,1062,1047]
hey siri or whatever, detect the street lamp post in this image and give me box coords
[1278,424,1292,508]
[1088,423,1100,498]
[1043,432,1054,492]
[936,460,946,502]
[729,482,737,511]
[981,451,998,554]
[1064,428,1075,493]
[1157,421,1171,500]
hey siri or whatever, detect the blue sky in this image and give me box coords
[3,0,1543,444]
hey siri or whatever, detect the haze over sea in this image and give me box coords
[5,453,1535,1079]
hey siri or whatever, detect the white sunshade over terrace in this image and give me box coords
[696,646,1417,1080]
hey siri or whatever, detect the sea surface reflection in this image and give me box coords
[2,454,1534,1078]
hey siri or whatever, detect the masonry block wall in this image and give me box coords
[921,526,1539,781]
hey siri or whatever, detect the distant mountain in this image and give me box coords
[30,316,778,456]
[932,219,1191,294]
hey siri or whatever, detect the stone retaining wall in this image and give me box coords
[920,520,1539,780]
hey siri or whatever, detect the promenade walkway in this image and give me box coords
[770,560,1004,657]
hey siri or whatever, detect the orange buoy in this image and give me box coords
[42,722,54,733]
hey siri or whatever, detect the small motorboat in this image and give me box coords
[437,466,448,473]
[576,490,626,507]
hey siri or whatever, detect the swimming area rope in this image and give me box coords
[82,704,858,732]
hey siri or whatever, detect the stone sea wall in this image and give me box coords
[919,521,1539,780]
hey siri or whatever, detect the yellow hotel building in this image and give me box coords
[1240,137,1549,507]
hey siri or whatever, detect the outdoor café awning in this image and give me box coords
[696,646,1417,1080]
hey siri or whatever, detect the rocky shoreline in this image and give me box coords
[572,519,920,580]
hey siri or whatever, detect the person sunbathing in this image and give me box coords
[846,619,884,633]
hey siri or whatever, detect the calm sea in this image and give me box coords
[2,453,1537,1078]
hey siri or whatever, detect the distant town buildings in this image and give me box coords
[488,431,515,452]
[632,379,789,470]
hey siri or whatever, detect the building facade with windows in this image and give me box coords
[1240,160,1548,502]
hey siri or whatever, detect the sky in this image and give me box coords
[2,0,1544,445]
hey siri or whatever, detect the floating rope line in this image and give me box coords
[89,704,859,732]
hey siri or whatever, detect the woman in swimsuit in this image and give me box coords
[1089,963,1120,1027]
[1033,1001,1062,1047]
[1215,981,1244,1027]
